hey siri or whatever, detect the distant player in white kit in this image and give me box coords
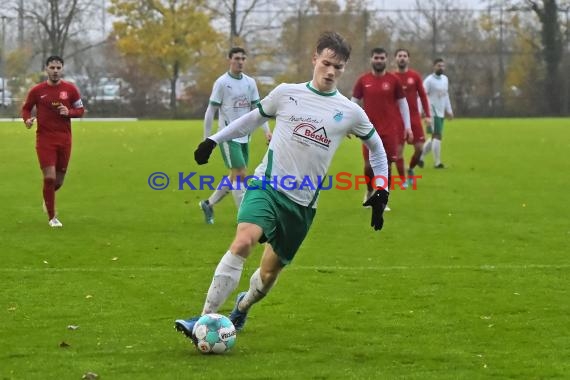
[175,32,390,342]
[199,47,271,224]
[419,58,454,169]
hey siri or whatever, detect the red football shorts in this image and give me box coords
[362,133,399,163]
[36,138,72,172]
[409,120,426,144]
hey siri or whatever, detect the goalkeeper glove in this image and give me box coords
[362,189,389,231]
[194,138,217,165]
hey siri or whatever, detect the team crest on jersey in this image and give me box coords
[333,110,343,122]
[292,123,331,149]
[59,91,68,100]
[382,82,391,91]
[407,78,415,85]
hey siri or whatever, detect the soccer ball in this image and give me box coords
[192,313,237,354]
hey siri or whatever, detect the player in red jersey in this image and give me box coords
[393,49,431,186]
[22,56,85,227]
[352,47,411,205]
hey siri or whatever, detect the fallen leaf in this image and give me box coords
[43,260,49,264]
[67,325,79,330]
[85,295,93,299]
[59,341,70,348]
[111,257,119,261]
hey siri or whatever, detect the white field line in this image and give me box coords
[0,264,569,273]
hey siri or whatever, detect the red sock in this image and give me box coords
[43,178,56,219]
[396,158,406,178]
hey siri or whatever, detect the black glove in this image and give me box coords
[194,138,217,165]
[362,189,389,231]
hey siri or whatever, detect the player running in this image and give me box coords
[22,55,84,227]
[175,32,389,341]
[198,47,271,224]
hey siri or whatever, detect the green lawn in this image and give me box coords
[0,118,568,379]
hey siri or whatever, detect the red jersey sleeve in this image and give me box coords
[352,76,364,100]
[394,77,405,100]
[21,86,37,121]
[415,72,430,118]
[65,83,84,118]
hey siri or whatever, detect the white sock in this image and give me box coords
[208,187,230,206]
[231,181,245,208]
[202,251,245,314]
[433,139,442,165]
[421,139,432,160]
[238,268,276,312]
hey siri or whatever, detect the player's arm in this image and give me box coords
[416,76,431,119]
[397,97,411,132]
[194,109,269,164]
[351,77,364,107]
[58,87,84,118]
[203,103,220,139]
[66,98,84,118]
[21,89,37,128]
[398,97,413,143]
[444,82,454,119]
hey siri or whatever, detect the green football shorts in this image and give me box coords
[219,141,249,169]
[428,116,444,136]
[237,179,316,265]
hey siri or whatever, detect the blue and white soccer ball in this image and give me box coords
[192,313,237,354]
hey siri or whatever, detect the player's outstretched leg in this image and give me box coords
[174,317,200,345]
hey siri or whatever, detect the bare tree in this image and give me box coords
[202,0,280,47]
[21,0,99,59]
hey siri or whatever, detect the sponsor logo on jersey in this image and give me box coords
[407,77,415,85]
[292,123,331,149]
[233,95,250,109]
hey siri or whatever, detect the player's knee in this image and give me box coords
[230,235,257,256]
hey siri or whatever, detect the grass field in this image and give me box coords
[0,118,568,379]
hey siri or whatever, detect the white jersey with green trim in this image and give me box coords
[254,82,376,208]
[210,72,261,144]
[423,73,452,118]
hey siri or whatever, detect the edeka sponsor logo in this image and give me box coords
[147,172,421,191]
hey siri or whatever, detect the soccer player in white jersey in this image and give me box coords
[175,32,390,341]
[419,58,454,169]
[199,47,272,224]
